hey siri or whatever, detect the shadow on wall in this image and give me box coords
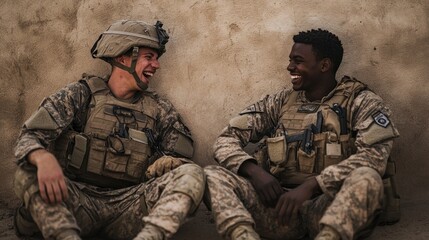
[346,25,429,200]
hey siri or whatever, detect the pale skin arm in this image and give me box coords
[28,149,68,204]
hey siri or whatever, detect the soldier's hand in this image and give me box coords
[238,161,283,207]
[28,149,68,204]
[275,178,320,225]
[145,155,183,179]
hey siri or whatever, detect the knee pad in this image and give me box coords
[13,167,39,207]
[170,164,205,211]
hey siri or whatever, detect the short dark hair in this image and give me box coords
[293,29,343,73]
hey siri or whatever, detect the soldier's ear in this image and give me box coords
[114,55,126,64]
[320,58,332,73]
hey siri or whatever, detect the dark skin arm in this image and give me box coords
[275,177,321,225]
[238,160,284,207]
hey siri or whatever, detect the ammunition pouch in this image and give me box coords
[266,136,287,165]
[88,131,151,181]
[54,129,151,188]
[297,148,316,174]
[267,131,350,176]
[379,157,401,225]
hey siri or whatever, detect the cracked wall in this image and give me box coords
[1,0,428,203]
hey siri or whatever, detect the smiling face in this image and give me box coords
[287,43,324,92]
[108,47,161,99]
[123,47,160,87]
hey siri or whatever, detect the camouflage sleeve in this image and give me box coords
[316,90,400,197]
[213,89,291,173]
[14,81,91,164]
[155,96,194,160]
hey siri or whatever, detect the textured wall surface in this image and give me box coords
[1,0,428,232]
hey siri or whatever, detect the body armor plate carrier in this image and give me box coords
[266,77,365,185]
[263,76,400,224]
[53,76,158,188]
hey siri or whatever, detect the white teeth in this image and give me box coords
[144,72,154,77]
[291,75,300,79]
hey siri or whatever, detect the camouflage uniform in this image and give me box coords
[13,78,205,239]
[204,77,399,240]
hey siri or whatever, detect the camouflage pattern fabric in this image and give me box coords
[14,77,192,163]
[204,165,306,240]
[15,163,204,239]
[208,77,398,239]
[142,164,205,238]
[13,76,202,239]
[205,165,383,240]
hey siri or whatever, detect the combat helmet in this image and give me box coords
[91,20,169,90]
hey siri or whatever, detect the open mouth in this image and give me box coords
[290,74,301,85]
[143,71,154,78]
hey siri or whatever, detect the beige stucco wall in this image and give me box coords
[1,0,428,204]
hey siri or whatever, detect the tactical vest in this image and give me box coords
[263,77,400,224]
[53,76,158,188]
[266,77,366,186]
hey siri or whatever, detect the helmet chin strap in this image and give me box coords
[110,46,148,91]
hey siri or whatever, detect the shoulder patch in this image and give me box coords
[373,111,390,128]
[85,76,108,94]
[24,107,59,130]
[361,122,398,145]
[239,104,264,115]
[229,115,250,130]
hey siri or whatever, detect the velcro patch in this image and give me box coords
[298,104,320,113]
[24,107,59,130]
[373,112,390,128]
[361,122,397,145]
[229,115,250,129]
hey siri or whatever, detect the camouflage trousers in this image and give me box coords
[13,163,205,239]
[204,165,383,240]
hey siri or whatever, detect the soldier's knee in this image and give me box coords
[171,164,205,208]
[176,163,204,178]
[13,167,39,207]
[348,167,383,193]
[204,165,227,178]
[351,167,382,182]
[204,164,223,172]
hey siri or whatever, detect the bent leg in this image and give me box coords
[204,165,304,239]
[137,164,205,239]
[318,167,383,240]
[13,166,80,239]
[204,165,256,238]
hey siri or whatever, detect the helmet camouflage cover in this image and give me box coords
[91,20,169,60]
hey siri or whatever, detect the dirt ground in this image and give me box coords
[1,0,429,239]
[1,195,429,240]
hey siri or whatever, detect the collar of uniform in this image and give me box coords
[110,91,142,104]
[296,80,341,104]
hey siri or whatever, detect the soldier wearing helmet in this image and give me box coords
[13,20,205,240]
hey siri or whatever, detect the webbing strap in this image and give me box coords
[110,47,148,91]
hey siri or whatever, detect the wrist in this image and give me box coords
[303,177,322,195]
[238,159,262,179]
[27,149,50,166]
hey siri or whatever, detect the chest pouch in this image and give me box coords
[67,105,153,185]
[295,109,351,174]
[85,128,151,183]
[266,135,288,175]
